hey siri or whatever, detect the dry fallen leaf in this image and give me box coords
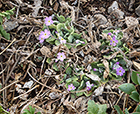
[125,16,139,27]
[85,73,101,81]
[40,46,52,57]
[73,97,83,109]
[102,59,109,79]
[133,61,140,71]
[94,85,104,96]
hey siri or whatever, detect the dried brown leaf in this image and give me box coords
[40,46,52,57]
[104,51,119,60]
[133,61,140,71]
[102,59,109,79]
[125,17,139,27]
[73,97,83,109]
[85,73,101,81]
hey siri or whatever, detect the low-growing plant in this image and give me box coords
[0,7,15,40]
[87,100,107,114]
[39,14,87,49]
[119,71,140,102]
[0,105,10,114]
[114,104,140,114]
[23,105,41,114]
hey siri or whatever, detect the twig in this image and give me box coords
[0,38,16,55]
[27,70,61,92]
[0,80,19,93]
[13,85,40,100]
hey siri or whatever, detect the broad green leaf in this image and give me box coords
[131,71,140,85]
[87,100,99,114]
[46,37,55,42]
[118,83,136,95]
[136,105,140,112]
[98,104,107,114]
[66,67,72,75]
[129,91,140,102]
[114,105,123,114]
[23,109,30,113]
[76,91,84,96]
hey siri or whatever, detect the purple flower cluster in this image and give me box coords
[38,16,53,43]
[110,35,118,46]
[86,81,94,91]
[67,84,76,91]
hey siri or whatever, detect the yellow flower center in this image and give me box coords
[119,70,121,73]
[61,38,63,40]
[44,33,47,36]
[48,20,50,23]
[41,38,43,40]
[60,55,63,58]
[113,41,115,43]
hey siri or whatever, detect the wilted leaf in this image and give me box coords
[85,73,101,81]
[94,85,104,96]
[23,80,34,88]
[102,59,109,79]
[133,61,140,71]
[40,46,52,58]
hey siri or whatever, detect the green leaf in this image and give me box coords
[53,63,59,71]
[23,109,30,113]
[129,91,140,102]
[118,83,136,95]
[37,112,41,114]
[136,105,140,112]
[131,71,140,85]
[124,108,129,114]
[68,35,73,43]
[66,67,72,75]
[46,37,55,42]
[46,58,51,64]
[114,105,123,114]
[55,40,60,46]
[72,81,80,87]
[0,16,2,24]
[98,104,107,114]
[56,23,64,32]
[65,43,72,49]
[87,100,99,114]
[66,78,72,83]
[57,15,65,23]
[0,25,10,40]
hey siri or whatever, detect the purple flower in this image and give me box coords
[38,36,45,43]
[39,29,50,39]
[57,52,66,61]
[113,30,120,35]
[7,109,10,112]
[110,36,118,46]
[86,81,94,91]
[67,84,76,91]
[108,32,112,36]
[116,62,119,64]
[75,40,85,44]
[59,36,66,44]
[116,67,125,76]
[93,68,97,71]
[45,16,53,26]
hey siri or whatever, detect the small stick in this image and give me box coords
[0,38,16,55]
[13,85,40,100]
